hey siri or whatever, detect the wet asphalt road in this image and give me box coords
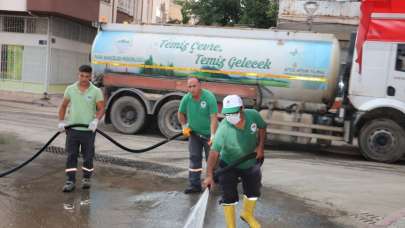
[0,133,346,228]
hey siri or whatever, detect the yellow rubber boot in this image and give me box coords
[223,204,236,228]
[240,195,261,228]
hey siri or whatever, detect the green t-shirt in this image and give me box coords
[64,82,104,131]
[178,89,218,136]
[212,109,267,169]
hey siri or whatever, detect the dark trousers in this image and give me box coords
[65,129,96,182]
[188,133,210,188]
[218,160,262,204]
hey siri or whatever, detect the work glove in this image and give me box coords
[182,124,191,138]
[88,119,99,132]
[58,122,66,132]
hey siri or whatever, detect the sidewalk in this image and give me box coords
[0,90,63,107]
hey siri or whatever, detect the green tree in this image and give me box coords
[240,0,278,28]
[192,0,241,26]
[267,0,279,27]
[177,0,279,28]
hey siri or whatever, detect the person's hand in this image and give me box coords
[58,122,66,132]
[88,119,99,132]
[255,146,264,160]
[208,135,214,146]
[182,125,191,138]
[203,176,214,190]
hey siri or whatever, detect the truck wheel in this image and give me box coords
[158,100,182,138]
[358,119,405,163]
[110,96,146,134]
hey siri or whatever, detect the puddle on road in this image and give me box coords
[127,191,179,209]
[0,134,14,145]
[0,133,348,228]
[80,199,91,206]
[63,203,75,210]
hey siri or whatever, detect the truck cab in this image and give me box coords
[348,2,405,162]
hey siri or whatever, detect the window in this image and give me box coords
[0,45,23,80]
[52,17,96,44]
[3,16,24,33]
[396,44,405,72]
[0,16,48,34]
[25,18,48,34]
[101,0,111,3]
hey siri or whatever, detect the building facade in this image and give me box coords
[0,0,99,94]
[99,0,182,24]
[133,0,181,24]
[0,0,181,94]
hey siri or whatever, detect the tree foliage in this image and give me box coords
[240,0,278,28]
[175,0,278,28]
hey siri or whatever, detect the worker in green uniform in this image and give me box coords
[204,94,266,228]
[178,77,218,194]
[58,65,105,192]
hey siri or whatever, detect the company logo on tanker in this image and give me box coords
[115,37,133,54]
[159,39,271,70]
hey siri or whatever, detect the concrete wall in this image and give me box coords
[0,0,27,11]
[49,19,92,85]
[49,48,90,84]
[22,46,46,83]
[279,0,360,25]
[0,32,47,47]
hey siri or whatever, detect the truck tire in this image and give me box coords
[358,119,405,163]
[110,96,146,134]
[158,100,182,138]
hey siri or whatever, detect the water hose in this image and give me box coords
[183,152,261,228]
[214,152,258,179]
[0,124,182,178]
[1,124,262,228]
[0,130,61,178]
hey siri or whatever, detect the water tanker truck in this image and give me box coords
[91,0,405,163]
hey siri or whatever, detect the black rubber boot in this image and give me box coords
[62,181,75,193]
